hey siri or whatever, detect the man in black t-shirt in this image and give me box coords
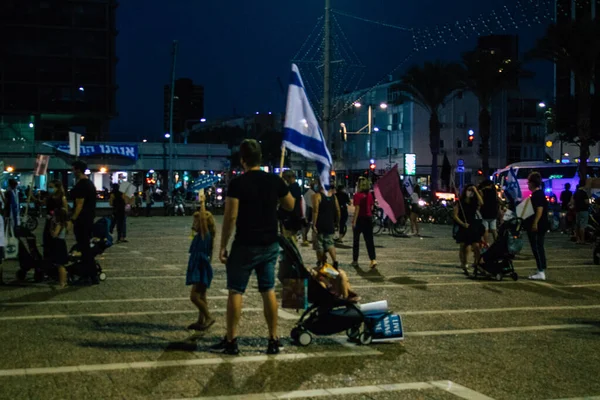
[335,186,350,242]
[68,160,98,284]
[526,172,549,281]
[560,183,572,211]
[211,139,294,356]
[572,184,590,244]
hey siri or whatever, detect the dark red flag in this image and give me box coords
[373,165,405,223]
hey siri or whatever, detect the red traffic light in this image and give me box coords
[468,135,474,142]
[369,163,376,170]
[477,169,483,175]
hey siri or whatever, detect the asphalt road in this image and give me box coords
[0,216,599,400]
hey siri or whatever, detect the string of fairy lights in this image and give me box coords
[292,0,590,121]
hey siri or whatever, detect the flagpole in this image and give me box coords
[279,145,286,177]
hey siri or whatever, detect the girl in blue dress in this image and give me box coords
[186,195,216,331]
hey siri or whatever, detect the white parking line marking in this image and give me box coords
[430,380,496,400]
[0,307,302,321]
[0,308,259,321]
[407,324,594,337]
[277,309,299,320]
[0,297,228,306]
[169,380,494,400]
[0,347,381,377]
[401,304,600,316]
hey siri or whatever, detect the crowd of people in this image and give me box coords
[3,138,600,354]
[452,173,549,281]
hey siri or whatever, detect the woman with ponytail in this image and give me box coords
[186,193,217,331]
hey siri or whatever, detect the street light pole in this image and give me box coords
[323,0,332,145]
[368,105,373,160]
[167,40,178,194]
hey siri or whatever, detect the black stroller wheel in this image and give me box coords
[98,272,107,281]
[298,331,312,347]
[346,326,360,340]
[511,272,519,281]
[359,331,373,345]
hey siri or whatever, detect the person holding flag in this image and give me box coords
[281,64,333,195]
[504,167,521,211]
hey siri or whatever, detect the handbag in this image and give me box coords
[282,278,308,310]
[4,218,18,260]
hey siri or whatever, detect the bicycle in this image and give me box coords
[20,206,40,231]
[372,208,410,237]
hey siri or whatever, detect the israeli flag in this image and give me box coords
[283,64,333,189]
[505,167,522,204]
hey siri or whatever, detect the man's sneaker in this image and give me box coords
[528,271,546,281]
[209,337,239,355]
[267,338,283,355]
[350,261,359,268]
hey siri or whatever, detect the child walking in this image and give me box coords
[186,195,217,331]
[50,208,69,288]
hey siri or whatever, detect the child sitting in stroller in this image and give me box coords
[309,264,360,303]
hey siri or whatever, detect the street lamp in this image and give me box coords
[182,118,207,144]
[538,102,546,108]
[29,123,34,128]
[164,133,171,139]
[142,139,148,143]
[344,101,389,161]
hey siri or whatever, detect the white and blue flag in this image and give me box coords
[504,167,522,204]
[283,64,333,189]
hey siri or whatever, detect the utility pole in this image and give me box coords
[323,0,332,146]
[168,40,178,194]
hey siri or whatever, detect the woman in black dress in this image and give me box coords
[42,180,68,260]
[453,184,484,274]
[110,184,131,243]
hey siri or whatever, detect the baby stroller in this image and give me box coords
[15,226,53,282]
[66,217,113,282]
[278,236,403,346]
[473,218,524,281]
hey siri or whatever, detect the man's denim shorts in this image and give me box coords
[226,241,280,294]
[576,211,589,228]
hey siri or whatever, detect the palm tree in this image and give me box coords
[528,19,600,184]
[395,61,463,192]
[460,49,522,176]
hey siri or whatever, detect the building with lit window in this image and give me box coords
[0,0,118,142]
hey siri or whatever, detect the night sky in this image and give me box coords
[111,0,552,141]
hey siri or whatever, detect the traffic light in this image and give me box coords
[468,130,474,147]
[370,163,376,171]
[477,169,483,176]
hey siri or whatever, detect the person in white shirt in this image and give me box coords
[410,185,421,236]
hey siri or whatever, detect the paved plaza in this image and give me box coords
[1,216,599,400]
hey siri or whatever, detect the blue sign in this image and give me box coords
[189,176,220,191]
[457,159,465,167]
[456,166,465,173]
[49,143,139,160]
